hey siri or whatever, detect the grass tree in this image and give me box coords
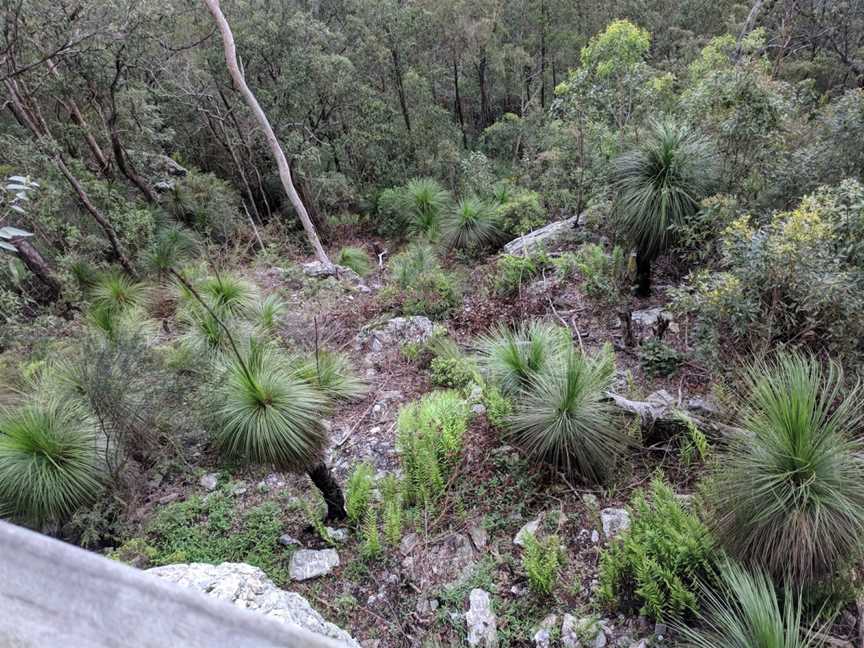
[711,352,864,585]
[397,178,451,239]
[508,344,626,483]
[441,197,503,253]
[0,398,102,527]
[212,338,347,520]
[676,563,826,648]
[612,119,717,296]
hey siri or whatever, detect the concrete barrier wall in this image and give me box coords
[0,520,346,647]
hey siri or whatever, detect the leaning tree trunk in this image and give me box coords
[9,237,62,300]
[202,0,331,266]
[307,462,347,521]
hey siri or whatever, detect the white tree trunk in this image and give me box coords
[203,0,331,266]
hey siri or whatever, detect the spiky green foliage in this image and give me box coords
[391,242,440,289]
[676,563,826,648]
[398,178,451,238]
[612,119,717,261]
[508,344,623,483]
[253,294,286,335]
[336,246,373,276]
[197,274,256,317]
[380,475,402,545]
[142,225,199,276]
[478,320,571,395]
[345,462,375,525]
[710,352,864,585]
[492,253,541,296]
[211,340,328,472]
[599,479,716,621]
[522,531,564,596]
[293,350,367,401]
[0,399,102,526]
[86,304,154,342]
[442,197,503,252]
[361,508,381,559]
[397,391,469,505]
[90,271,146,314]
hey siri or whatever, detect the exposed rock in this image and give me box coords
[415,598,439,615]
[629,641,648,648]
[147,562,357,646]
[581,494,599,509]
[534,614,558,648]
[325,527,349,543]
[356,316,434,353]
[562,616,607,648]
[198,473,219,491]
[402,532,475,590]
[466,588,498,647]
[514,517,542,546]
[155,154,189,177]
[278,534,301,547]
[468,524,488,550]
[591,530,600,543]
[630,307,671,329]
[400,533,420,556]
[289,549,340,581]
[230,481,248,496]
[472,403,487,415]
[561,614,579,648]
[600,509,630,539]
[503,214,583,255]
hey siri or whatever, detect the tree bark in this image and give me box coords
[306,462,347,521]
[453,58,468,149]
[9,237,62,300]
[635,252,651,297]
[203,0,331,266]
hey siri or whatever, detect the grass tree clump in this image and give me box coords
[441,197,503,253]
[397,391,469,505]
[197,274,257,317]
[345,462,375,525]
[336,246,373,276]
[90,271,147,314]
[477,320,571,395]
[293,350,367,401]
[710,352,864,585]
[676,563,826,648]
[398,178,451,239]
[211,339,346,519]
[141,225,199,278]
[612,119,717,295]
[0,398,102,527]
[253,294,286,335]
[508,344,624,483]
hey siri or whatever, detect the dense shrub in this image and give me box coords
[575,243,629,302]
[493,190,547,238]
[429,355,480,389]
[165,169,242,242]
[522,531,564,596]
[492,254,541,297]
[508,345,625,483]
[384,242,460,318]
[638,339,682,377]
[672,185,864,364]
[376,178,451,239]
[709,353,864,585]
[599,478,716,621]
[396,391,469,505]
[336,246,373,276]
[345,462,375,525]
[0,398,102,527]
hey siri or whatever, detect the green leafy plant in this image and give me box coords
[430,355,480,389]
[477,320,571,395]
[385,242,460,319]
[90,271,147,314]
[253,294,286,335]
[442,197,503,253]
[522,531,564,596]
[483,385,513,431]
[381,475,403,545]
[612,119,718,295]
[345,462,375,525]
[508,344,624,483]
[493,254,540,297]
[576,243,629,303]
[293,350,367,401]
[599,478,716,621]
[675,563,827,648]
[638,339,682,377]
[142,225,199,278]
[197,274,256,318]
[0,398,102,526]
[493,190,547,238]
[361,508,381,559]
[397,391,469,505]
[710,352,864,585]
[337,246,373,276]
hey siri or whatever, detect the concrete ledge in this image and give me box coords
[0,521,347,647]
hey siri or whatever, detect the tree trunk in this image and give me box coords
[306,462,347,521]
[635,252,652,297]
[109,128,159,204]
[453,58,468,149]
[10,237,62,300]
[203,0,331,266]
[477,53,491,129]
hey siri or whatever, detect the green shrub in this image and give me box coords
[483,385,513,431]
[442,197,503,253]
[397,391,469,505]
[337,246,373,276]
[141,225,199,278]
[196,274,257,318]
[430,355,480,389]
[165,169,242,242]
[0,398,102,527]
[361,508,381,559]
[508,344,625,483]
[522,531,564,596]
[377,178,451,239]
[598,478,716,621]
[675,562,826,648]
[382,492,402,546]
[576,243,629,303]
[345,462,375,525]
[710,353,864,585]
[493,190,547,238]
[478,320,571,395]
[638,339,682,377]
[493,254,541,297]
[386,242,460,319]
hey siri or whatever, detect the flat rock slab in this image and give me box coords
[503,214,582,255]
[289,549,340,581]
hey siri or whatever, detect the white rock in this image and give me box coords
[600,508,630,539]
[289,549,340,581]
[533,614,558,648]
[561,614,579,648]
[468,524,488,550]
[513,518,542,546]
[148,562,357,646]
[503,214,582,255]
[465,588,498,647]
[198,473,219,491]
